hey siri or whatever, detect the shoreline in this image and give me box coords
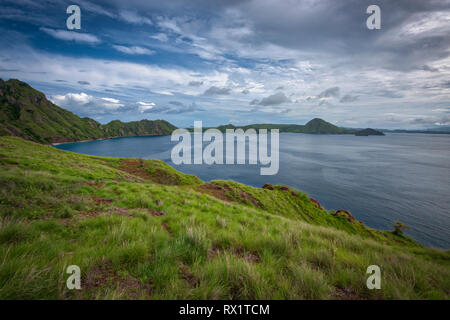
[50,137,114,146]
[49,133,172,146]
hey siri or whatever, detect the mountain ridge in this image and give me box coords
[0,78,177,144]
[193,118,357,134]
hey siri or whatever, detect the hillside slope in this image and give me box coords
[203,118,355,134]
[0,79,176,144]
[0,136,448,299]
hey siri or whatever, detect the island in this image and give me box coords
[355,128,385,136]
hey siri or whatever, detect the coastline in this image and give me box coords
[49,133,172,146]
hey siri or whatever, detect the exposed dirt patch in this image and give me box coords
[178,261,199,288]
[92,197,113,205]
[59,218,76,227]
[117,158,173,184]
[236,248,261,263]
[198,183,262,208]
[113,207,133,217]
[333,286,364,300]
[149,209,165,216]
[262,183,274,190]
[333,209,356,223]
[309,198,324,210]
[82,263,151,299]
[198,183,232,203]
[118,159,153,180]
[79,211,101,218]
[239,191,261,208]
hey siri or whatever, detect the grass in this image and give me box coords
[0,136,449,299]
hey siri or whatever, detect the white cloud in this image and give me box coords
[137,101,155,113]
[101,97,120,104]
[73,0,115,18]
[40,27,101,44]
[50,93,124,115]
[153,90,173,96]
[151,33,169,42]
[52,92,92,105]
[112,45,155,55]
[119,10,152,25]
[0,47,226,94]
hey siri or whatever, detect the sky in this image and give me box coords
[0,0,449,129]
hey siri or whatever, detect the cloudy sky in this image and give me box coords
[0,0,449,128]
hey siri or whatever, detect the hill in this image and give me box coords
[355,128,385,136]
[0,136,448,299]
[201,118,356,134]
[0,79,177,144]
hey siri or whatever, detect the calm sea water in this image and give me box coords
[54,133,450,249]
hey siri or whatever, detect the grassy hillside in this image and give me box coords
[0,136,448,299]
[0,79,177,144]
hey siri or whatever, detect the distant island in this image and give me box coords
[355,128,385,136]
[201,118,357,135]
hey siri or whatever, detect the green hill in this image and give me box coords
[302,118,353,134]
[0,136,448,299]
[0,79,177,144]
[200,118,355,134]
[355,128,385,136]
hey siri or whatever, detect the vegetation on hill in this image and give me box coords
[355,128,385,136]
[0,136,448,299]
[0,79,177,144]
[197,118,356,134]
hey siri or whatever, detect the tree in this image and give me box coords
[393,221,409,236]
